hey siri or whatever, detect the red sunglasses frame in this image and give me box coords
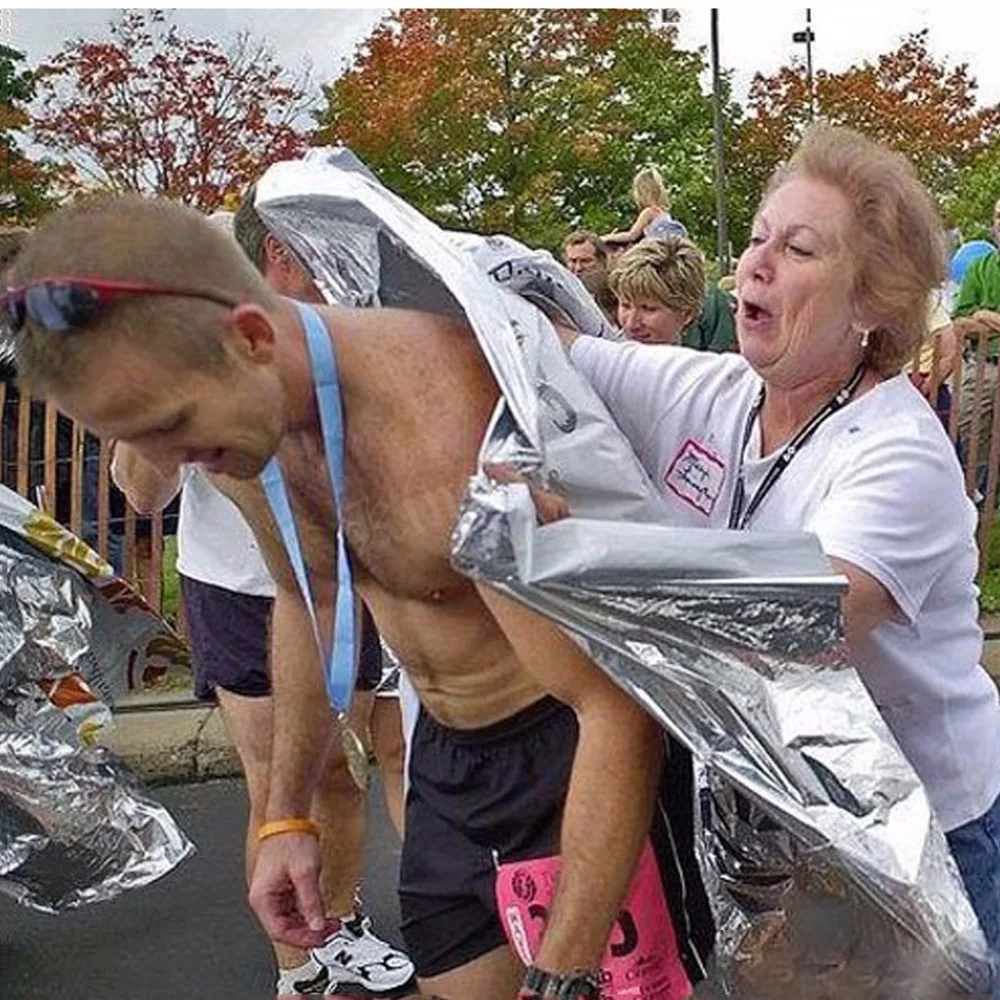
[1,275,242,333]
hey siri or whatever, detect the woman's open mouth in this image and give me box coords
[740,299,775,330]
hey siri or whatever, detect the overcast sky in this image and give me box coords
[7,7,1000,111]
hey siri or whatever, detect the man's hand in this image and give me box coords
[249,833,330,950]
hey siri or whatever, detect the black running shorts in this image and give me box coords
[398,696,716,982]
[181,575,384,701]
[399,696,577,977]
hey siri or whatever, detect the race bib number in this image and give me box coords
[495,842,692,1000]
[663,438,725,517]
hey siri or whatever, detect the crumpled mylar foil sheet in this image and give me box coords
[0,485,193,912]
[256,149,992,996]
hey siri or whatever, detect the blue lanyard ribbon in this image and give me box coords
[259,302,356,713]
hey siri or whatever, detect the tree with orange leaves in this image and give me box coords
[0,44,63,225]
[317,8,728,251]
[31,10,312,212]
[731,31,1000,246]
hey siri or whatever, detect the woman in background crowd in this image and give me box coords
[611,236,735,352]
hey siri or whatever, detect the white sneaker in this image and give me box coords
[276,957,331,996]
[312,915,415,994]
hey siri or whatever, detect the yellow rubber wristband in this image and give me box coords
[257,818,320,843]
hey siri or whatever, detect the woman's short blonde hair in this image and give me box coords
[768,124,946,375]
[632,166,669,211]
[609,236,706,319]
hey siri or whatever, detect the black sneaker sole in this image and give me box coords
[324,979,418,998]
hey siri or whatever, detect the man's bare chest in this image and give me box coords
[278,436,465,602]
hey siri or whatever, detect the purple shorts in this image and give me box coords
[181,575,383,701]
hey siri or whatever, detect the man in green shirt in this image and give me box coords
[609,235,736,352]
[951,197,1000,472]
[953,197,1000,328]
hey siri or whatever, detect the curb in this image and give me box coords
[103,702,242,785]
[101,619,1000,787]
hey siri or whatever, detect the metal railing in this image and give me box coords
[2,327,999,626]
[1,384,170,613]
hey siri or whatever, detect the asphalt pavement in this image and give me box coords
[0,778,407,999]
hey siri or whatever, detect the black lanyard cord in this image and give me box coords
[728,360,867,530]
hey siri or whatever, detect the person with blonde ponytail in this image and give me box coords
[602,165,688,248]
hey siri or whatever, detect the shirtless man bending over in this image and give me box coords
[8,197,699,999]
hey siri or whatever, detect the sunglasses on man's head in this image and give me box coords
[0,277,241,335]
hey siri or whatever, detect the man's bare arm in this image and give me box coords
[215,476,337,947]
[216,476,336,818]
[110,443,182,514]
[476,584,662,973]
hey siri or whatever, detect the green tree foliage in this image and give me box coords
[950,137,1000,241]
[0,44,62,225]
[316,8,733,254]
[732,31,1000,247]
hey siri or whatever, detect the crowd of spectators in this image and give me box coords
[566,165,1000,459]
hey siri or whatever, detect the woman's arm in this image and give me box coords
[811,421,970,651]
[829,557,900,646]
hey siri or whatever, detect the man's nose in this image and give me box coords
[132,441,181,476]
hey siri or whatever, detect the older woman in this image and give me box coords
[566,125,1000,981]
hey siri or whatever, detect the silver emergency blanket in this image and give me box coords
[0,486,193,911]
[256,150,992,997]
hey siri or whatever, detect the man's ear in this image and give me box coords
[264,234,289,271]
[226,303,277,366]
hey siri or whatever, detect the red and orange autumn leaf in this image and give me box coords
[30,10,311,211]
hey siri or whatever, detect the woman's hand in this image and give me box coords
[484,463,571,524]
[552,320,579,350]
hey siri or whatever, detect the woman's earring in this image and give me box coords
[860,329,871,351]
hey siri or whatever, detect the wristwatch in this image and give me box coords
[520,965,601,999]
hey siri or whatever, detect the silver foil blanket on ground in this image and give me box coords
[0,485,193,912]
[256,149,991,996]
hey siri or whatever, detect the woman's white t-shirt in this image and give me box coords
[572,335,1000,832]
[176,467,275,598]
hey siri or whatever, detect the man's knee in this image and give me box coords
[215,687,273,812]
[315,738,367,802]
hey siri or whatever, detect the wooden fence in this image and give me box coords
[0,383,169,613]
[0,323,999,623]
[922,325,1000,575]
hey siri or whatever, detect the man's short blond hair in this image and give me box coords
[0,228,28,273]
[13,194,277,395]
[609,236,706,318]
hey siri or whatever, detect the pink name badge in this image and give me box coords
[495,841,693,999]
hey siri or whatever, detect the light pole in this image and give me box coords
[792,9,816,121]
[710,10,730,274]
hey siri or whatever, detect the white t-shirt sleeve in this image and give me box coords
[570,337,729,472]
[809,422,972,623]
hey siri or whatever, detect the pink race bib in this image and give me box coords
[495,841,692,999]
